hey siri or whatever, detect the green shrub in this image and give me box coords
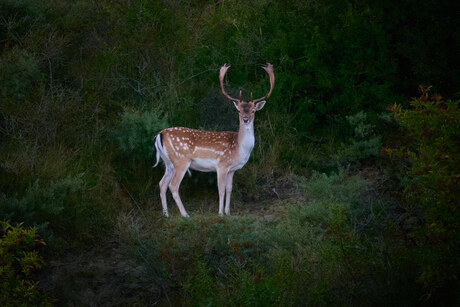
[300,167,369,204]
[0,47,41,101]
[0,221,52,306]
[0,176,82,238]
[0,174,113,244]
[334,111,382,165]
[182,259,219,305]
[391,88,460,301]
[182,258,279,306]
[0,0,43,48]
[114,108,168,159]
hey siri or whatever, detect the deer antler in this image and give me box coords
[219,64,239,103]
[252,63,275,103]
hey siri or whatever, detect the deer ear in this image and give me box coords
[233,100,240,111]
[254,100,266,111]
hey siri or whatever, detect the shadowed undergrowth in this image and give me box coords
[36,169,423,306]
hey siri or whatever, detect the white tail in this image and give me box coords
[153,134,162,168]
[154,63,274,217]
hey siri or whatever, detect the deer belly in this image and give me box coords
[190,158,218,172]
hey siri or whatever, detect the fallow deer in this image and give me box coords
[153,63,274,217]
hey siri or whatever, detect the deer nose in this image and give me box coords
[243,117,249,123]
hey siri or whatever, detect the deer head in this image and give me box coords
[220,63,275,124]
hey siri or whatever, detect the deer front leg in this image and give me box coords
[168,162,191,217]
[217,169,228,216]
[225,171,235,216]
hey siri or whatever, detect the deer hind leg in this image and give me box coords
[224,171,235,216]
[159,165,173,217]
[168,162,191,217]
[217,169,229,216]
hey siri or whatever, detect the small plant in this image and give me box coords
[0,221,52,306]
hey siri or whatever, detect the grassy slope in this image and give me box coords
[36,168,415,306]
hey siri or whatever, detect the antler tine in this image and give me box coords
[220,64,239,103]
[252,63,275,103]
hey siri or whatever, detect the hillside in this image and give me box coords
[1,0,459,305]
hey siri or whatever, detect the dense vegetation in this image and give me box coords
[1,0,459,305]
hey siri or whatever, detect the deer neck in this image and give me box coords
[237,121,255,163]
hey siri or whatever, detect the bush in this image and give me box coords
[334,111,382,165]
[0,47,41,101]
[0,0,43,49]
[114,108,168,159]
[0,221,52,306]
[0,173,114,244]
[0,176,82,238]
[390,87,460,301]
[182,259,219,305]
